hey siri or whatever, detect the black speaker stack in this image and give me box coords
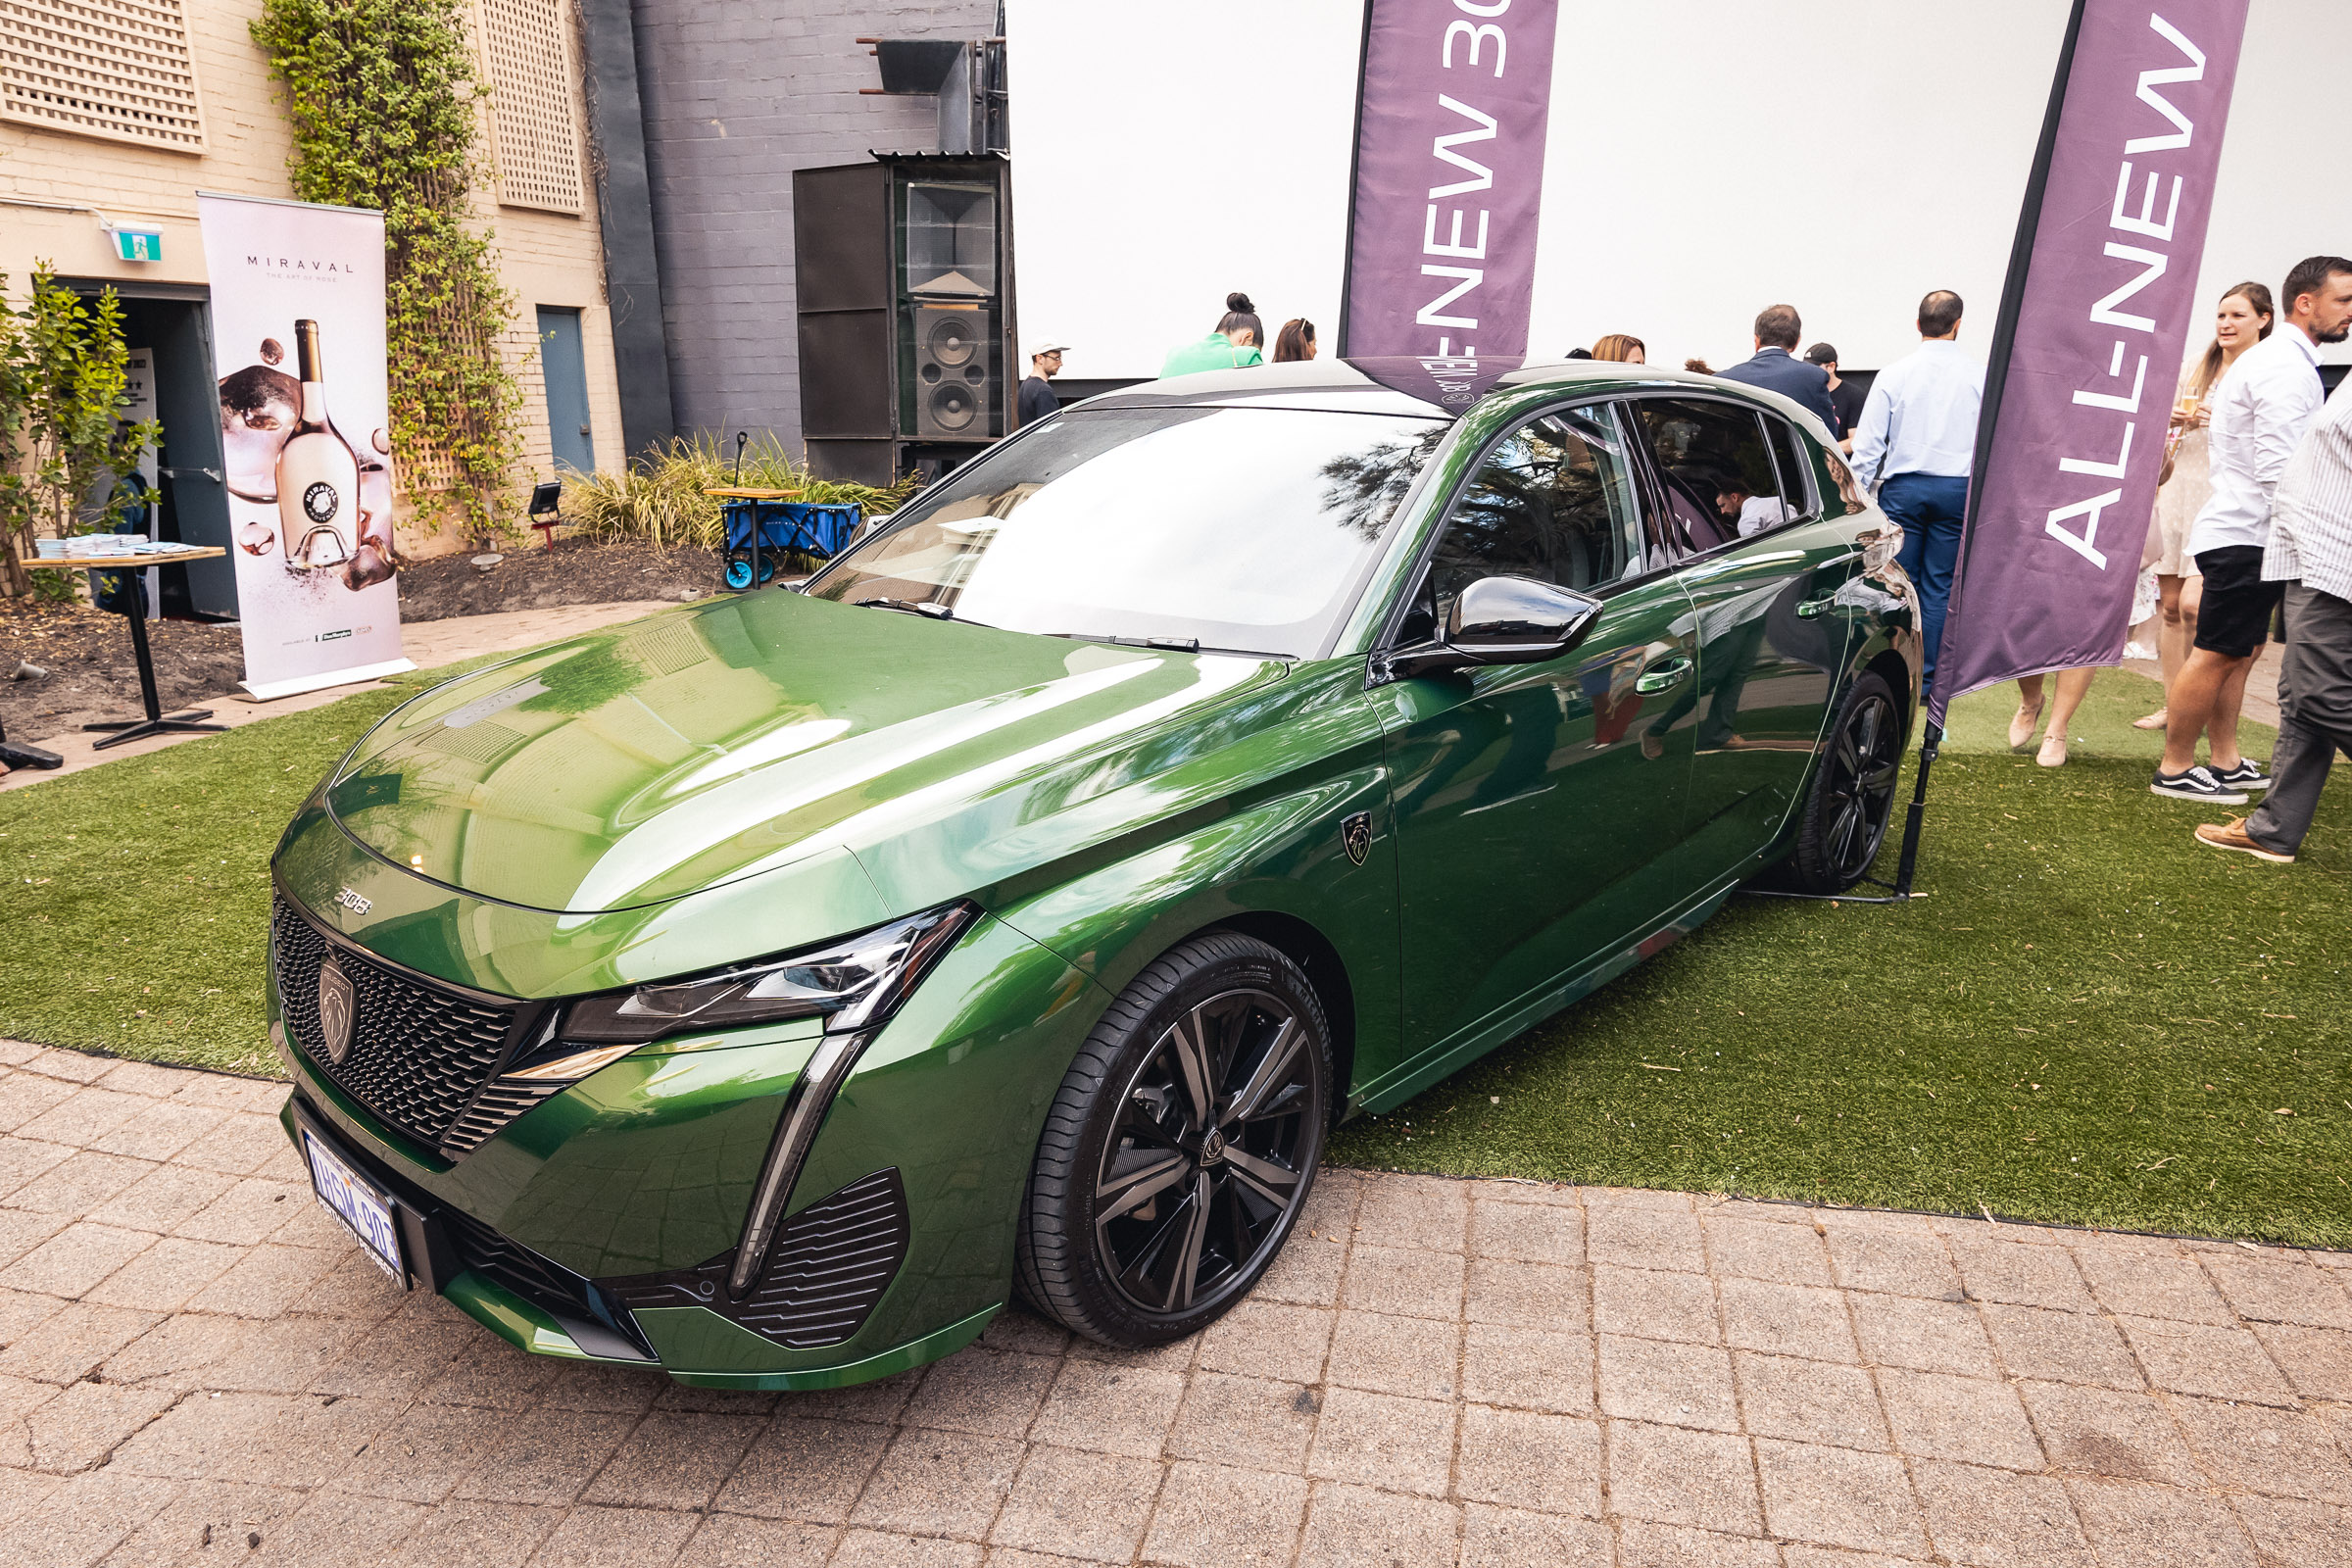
[793,154,1016,485]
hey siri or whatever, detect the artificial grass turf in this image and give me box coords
[1332,668,2352,1248]
[0,681,421,1076]
[2,656,2345,1244]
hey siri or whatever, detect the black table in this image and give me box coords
[19,547,230,751]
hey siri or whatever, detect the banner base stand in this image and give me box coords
[238,658,416,703]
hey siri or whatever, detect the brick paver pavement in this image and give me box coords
[0,1041,2345,1566]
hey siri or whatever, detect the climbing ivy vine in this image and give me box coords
[251,0,522,537]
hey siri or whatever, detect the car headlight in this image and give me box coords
[556,903,977,1049]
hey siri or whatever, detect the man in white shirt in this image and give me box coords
[2198,370,2352,861]
[1850,291,1984,692]
[2156,256,2352,804]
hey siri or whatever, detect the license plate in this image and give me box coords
[302,1129,406,1283]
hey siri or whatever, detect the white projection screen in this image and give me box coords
[1007,0,2347,380]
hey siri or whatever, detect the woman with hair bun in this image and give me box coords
[1161,292,1268,376]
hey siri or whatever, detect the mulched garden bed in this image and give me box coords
[1,537,721,744]
[393,538,718,621]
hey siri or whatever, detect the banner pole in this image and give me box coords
[1891,720,1943,899]
[1334,0,1376,360]
[1887,0,2086,901]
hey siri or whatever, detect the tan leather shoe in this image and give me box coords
[2008,699,2044,751]
[2193,818,2293,863]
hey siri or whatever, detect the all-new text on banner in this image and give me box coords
[1935,0,2251,719]
[198,192,413,701]
[1341,0,1558,408]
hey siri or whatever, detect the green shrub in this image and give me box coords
[560,433,917,551]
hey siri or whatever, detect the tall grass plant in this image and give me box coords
[561,434,916,551]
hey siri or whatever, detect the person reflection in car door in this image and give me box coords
[1375,406,1702,1063]
[1629,397,1863,880]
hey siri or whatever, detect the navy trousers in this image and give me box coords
[1880,472,1971,692]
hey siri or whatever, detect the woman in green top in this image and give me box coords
[1160,292,1267,376]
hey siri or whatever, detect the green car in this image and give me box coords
[270,360,1919,1389]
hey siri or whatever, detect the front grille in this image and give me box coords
[605,1168,911,1348]
[272,894,527,1154]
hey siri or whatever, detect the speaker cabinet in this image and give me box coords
[914,306,990,438]
[793,155,1016,484]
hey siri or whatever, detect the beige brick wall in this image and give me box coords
[0,0,618,556]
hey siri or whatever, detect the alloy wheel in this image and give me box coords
[1822,691,1902,882]
[1091,987,1321,1318]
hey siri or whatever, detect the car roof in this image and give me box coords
[1076,357,1818,432]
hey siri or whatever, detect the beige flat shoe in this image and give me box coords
[2132,709,2169,730]
[2009,699,2045,751]
[2037,732,2069,767]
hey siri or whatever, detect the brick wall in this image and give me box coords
[0,0,619,555]
[629,0,998,449]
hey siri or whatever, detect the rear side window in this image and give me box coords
[1763,416,1820,522]
[1630,399,1789,558]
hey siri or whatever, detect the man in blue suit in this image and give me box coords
[1717,305,1838,431]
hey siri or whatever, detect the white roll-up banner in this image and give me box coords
[197,192,413,700]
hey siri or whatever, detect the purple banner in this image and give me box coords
[1340,0,1558,409]
[1935,0,2250,720]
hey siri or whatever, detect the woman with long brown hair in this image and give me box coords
[1592,333,1646,364]
[2010,281,2274,762]
[2136,281,2274,730]
[1273,318,1317,363]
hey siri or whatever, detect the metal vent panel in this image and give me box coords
[605,1168,911,1349]
[0,0,204,151]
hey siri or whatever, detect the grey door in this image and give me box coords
[537,307,594,473]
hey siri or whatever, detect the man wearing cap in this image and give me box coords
[1805,342,1865,450]
[1018,342,1068,427]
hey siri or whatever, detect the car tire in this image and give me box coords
[1783,669,1906,895]
[1015,931,1331,1347]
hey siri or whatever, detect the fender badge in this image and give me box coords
[1341,811,1372,866]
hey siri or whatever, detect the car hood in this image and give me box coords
[318,591,1290,920]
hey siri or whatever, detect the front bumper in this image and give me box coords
[269,900,1108,1390]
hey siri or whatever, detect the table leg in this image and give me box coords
[82,608,227,750]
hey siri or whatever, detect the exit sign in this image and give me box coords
[111,226,162,262]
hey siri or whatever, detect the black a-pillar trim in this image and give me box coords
[578,0,677,461]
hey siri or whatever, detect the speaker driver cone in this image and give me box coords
[927,382,978,433]
[924,315,978,367]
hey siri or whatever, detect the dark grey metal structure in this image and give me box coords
[578,0,677,462]
[619,1,1002,453]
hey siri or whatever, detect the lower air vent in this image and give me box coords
[603,1168,910,1349]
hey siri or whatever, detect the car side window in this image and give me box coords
[1630,399,1790,560]
[1404,407,1641,641]
[1762,416,1820,523]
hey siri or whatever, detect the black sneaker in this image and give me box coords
[2210,760,2273,792]
[2151,765,2249,804]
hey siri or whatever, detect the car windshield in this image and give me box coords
[805,406,1448,658]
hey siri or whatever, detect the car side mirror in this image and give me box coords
[1384,575,1604,680]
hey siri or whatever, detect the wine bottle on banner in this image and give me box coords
[276,319,361,569]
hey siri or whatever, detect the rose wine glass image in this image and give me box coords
[276,319,363,570]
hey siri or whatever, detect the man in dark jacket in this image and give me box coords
[1017,341,1068,427]
[1717,305,1838,430]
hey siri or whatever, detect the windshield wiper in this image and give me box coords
[1045,632,1291,661]
[855,597,956,620]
